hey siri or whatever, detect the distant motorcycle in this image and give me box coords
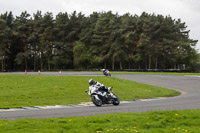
[102,69,111,77]
[85,87,120,107]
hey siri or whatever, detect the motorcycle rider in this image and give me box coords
[102,69,106,73]
[101,69,111,76]
[88,79,110,97]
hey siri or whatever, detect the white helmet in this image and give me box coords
[89,79,96,86]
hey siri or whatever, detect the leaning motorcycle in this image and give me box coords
[102,69,111,77]
[85,87,120,106]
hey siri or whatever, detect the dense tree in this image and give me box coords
[13,11,32,70]
[115,13,138,69]
[0,12,14,71]
[31,11,43,71]
[0,19,10,71]
[0,11,199,71]
[74,12,100,69]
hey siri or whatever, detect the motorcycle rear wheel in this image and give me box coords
[92,96,102,106]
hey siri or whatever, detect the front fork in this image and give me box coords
[92,95,100,100]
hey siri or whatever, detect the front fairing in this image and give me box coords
[95,90,107,97]
[88,86,97,95]
[89,84,104,95]
[111,94,117,99]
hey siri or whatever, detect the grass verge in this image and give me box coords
[0,109,200,132]
[0,75,180,108]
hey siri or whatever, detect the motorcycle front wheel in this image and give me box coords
[112,95,120,105]
[92,96,102,106]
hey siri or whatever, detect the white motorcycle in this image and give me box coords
[85,87,120,106]
[101,69,111,76]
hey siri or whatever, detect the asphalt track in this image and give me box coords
[0,72,200,120]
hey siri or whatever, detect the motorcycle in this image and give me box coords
[102,69,111,77]
[85,87,120,106]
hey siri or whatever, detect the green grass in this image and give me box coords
[1,109,200,132]
[111,71,200,76]
[0,75,180,108]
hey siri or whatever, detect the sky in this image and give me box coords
[0,0,200,52]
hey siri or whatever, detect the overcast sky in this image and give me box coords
[0,0,200,51]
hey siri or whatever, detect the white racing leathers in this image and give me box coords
[88,82,106,96]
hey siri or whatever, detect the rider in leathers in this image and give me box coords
[88,79,110,97]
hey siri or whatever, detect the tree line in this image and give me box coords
[0,11,199,71]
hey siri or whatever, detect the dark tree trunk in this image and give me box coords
[155,56,158,69]
[104,62,107,69]
[48,56,51,71]
[1,56,4,71]
[120,59,123,70]
[112,57,115,70]
[148,55,151,69]
[40,52,43,70]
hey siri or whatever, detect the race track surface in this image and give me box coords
[0,73,200,120]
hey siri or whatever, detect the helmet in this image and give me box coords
[89,79,96,86]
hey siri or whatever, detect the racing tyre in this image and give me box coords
[113,95,120,105]
[92,96,102,106]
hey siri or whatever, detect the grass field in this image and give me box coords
[0,75,180,109]
[0,109,200,132]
